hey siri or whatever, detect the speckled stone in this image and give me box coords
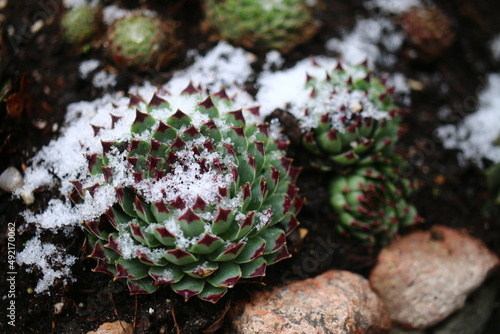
[370,225,500,329]
[232,270,391,334]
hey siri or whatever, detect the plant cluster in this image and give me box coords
[293,62,421,246]
[60,5,182,70]
[75,84,302,302]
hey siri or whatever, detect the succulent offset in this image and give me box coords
[61,5,102,45]
[73,84,302,302]
[105,12,182,70]
[329,163,421,246]
[298,62,405,170]
[204,0,320,53]
[401,5,456,61]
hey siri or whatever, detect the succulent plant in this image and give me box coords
[204,0,320,53]
[105,12,183,70]
[298,62,405,170]
[401,5,456,61]
[329,163,421,246]
[73,83,302,302]
[290,61,421,245]
[61,5,102,45]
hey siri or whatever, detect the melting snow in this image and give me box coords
[326,17,404,67]
[16,235,77,294]
[78,59,100,79]
[437,73,500,167]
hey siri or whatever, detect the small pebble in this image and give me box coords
[0,167,24,192]
[54,301,64,315]
[20,189,35,205]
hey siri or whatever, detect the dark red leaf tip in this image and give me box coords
[148,93,167,107]
[128,94,145,107]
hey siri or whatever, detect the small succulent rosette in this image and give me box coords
[204,0,320,53]
[329,163,422,247]
[295,62,406,170]
[73,83,302,302]
[401,5,456,61]
[61,4,102,45]
[105,12,183,70]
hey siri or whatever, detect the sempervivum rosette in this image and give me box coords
[71,83,302,303]
[105,12,183,70]
[299,62,405,169]
[329,163,422,247]
[204,0,320,54]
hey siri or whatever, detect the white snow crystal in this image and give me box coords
[17,235,77,294]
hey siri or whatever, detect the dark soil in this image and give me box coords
[1,0,500,333]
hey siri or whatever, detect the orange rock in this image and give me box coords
[232,270,391,334]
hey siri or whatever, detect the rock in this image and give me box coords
[232,270,391,334]
[370,225,500,329]
[0,166,23,192]
[433,279,499,334]
[87,321,133,334]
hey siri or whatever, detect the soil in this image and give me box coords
[1,0,500,333]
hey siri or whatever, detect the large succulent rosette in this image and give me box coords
[300,62,405,169]
[72,84,302,302]
[204,0,320,53]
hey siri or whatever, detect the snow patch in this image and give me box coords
[166,42,256,108]
[364,0,421,14]
[17,235,77,294]
[79,59,100,79]
[326,17,404,67]
[257,56,339,117]
[437,73,500,167]
[63,0,100,9]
